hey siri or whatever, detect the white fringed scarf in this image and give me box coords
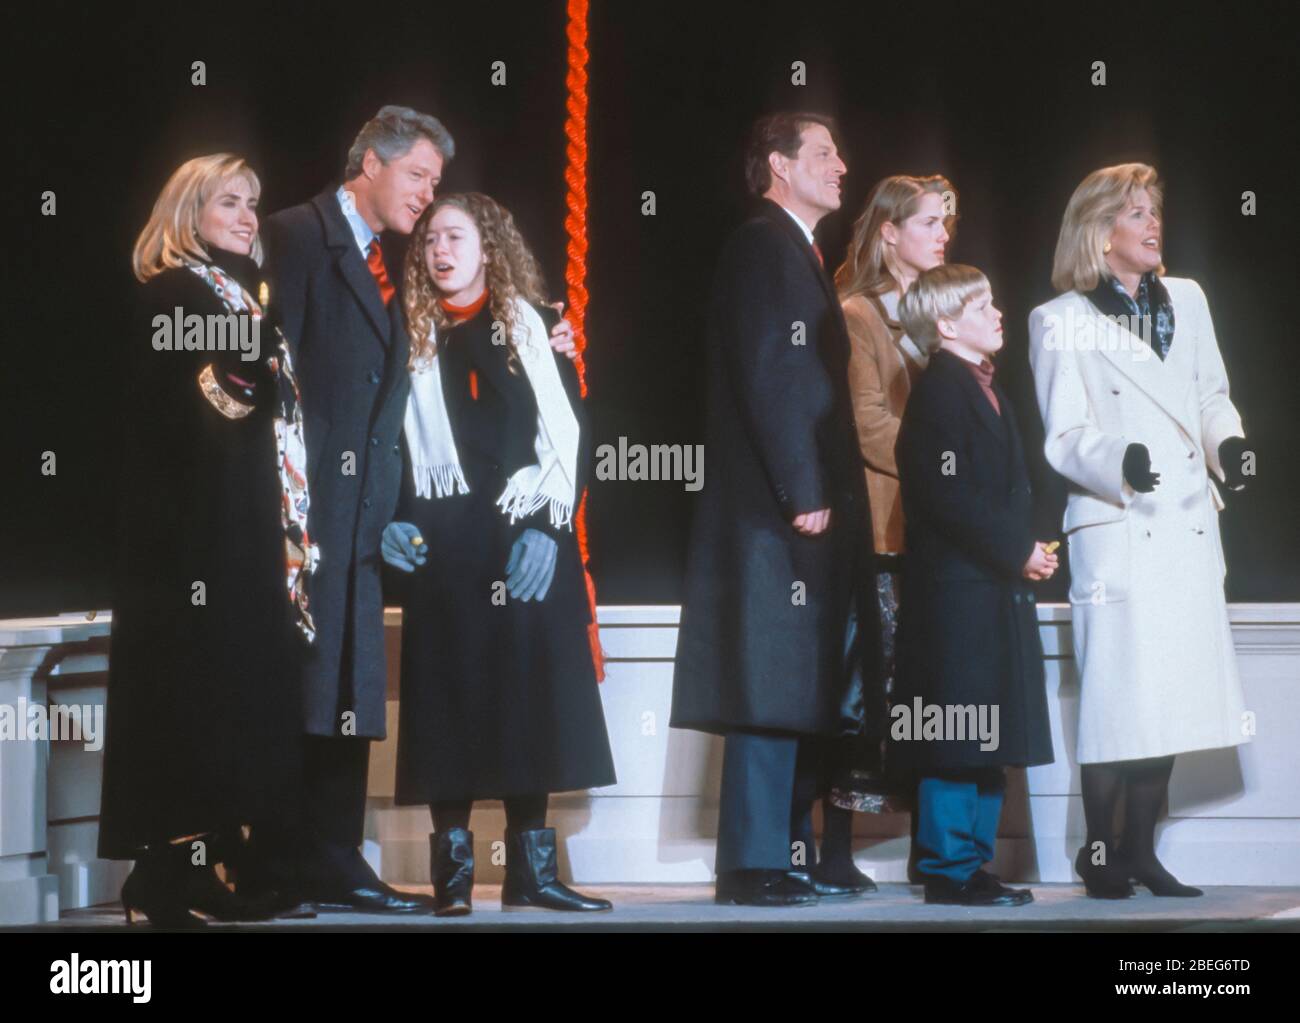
[404,295,579,530]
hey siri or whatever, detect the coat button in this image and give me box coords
[362,497,372,510]
[370,436,380,447]
[367,370,381,384]
[392,444,400,454]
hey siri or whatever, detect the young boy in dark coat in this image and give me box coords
[893,264,1058,906]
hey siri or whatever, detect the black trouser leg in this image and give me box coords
[302,735,373,888]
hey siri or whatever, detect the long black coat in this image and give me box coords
[262,190,410,738]
[392,304,615,802]
[98,254,304,857]
[671,200,881,736]
[892,348,1054,771]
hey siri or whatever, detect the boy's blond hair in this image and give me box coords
[897,263,990,354]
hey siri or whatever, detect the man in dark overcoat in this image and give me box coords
[250,106,453,912]
[670,113,881,906]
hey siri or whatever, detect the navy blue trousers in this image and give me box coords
[914,768,1005,883]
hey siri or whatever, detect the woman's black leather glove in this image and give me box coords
[1218,436,1252,491]
[1122,443,1160,493]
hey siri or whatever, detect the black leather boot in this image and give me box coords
[431,828,474,916]
[501,828,612,911]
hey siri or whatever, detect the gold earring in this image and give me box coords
[1103,242,1112,254]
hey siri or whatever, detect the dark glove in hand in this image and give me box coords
[382,521,427,572]
[1218,436,1251,490]
[506,528,558,602]
[1122,443,1160,493]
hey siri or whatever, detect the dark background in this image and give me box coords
[5,0,1298,615]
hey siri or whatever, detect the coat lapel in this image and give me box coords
[1076,291,1196,441]
[758,199,850,346]
[937,349,1007,448]
[312,190,393,349]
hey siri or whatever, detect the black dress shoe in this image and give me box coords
[789,869,872,899]
[312,883,437,914]
[811,859,878,893]
[923,873,1032,907]
[715,870,818,907]
[969,869,1034,904]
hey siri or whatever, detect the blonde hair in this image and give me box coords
[404,192,547,373]
[897,263,990,354]
[1051,162,1164,293]
[835,174,956,301]
[131,154,262,282]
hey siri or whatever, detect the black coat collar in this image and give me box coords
[310,187,393,347]
[931,347,1015,451]
[755,198,841,312]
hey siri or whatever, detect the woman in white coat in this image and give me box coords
[1028,163,1252,898]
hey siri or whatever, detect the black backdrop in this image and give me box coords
[5,0,1298,615]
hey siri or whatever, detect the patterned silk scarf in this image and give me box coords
[1087,271,1176,360]
[185,260,321,641]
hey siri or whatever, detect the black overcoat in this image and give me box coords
[391,304,616,802]
[892,348,1055,771]
[262,190,410,738]
[670,199,881,736]
[98,253,304,857]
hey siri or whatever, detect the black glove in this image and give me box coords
[1122,443,1160,493]
[1218,436,1252,491]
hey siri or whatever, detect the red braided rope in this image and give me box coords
[565,0,605,681]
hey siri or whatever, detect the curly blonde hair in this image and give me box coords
[404,193,547,372]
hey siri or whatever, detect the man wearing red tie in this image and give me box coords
[671,113,883,905]
[251,106,579,915]
[247,106,452,913]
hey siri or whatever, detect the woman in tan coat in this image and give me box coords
[820,175,955,885]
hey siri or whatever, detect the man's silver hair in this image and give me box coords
[344,105,455,179]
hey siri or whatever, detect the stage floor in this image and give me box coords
[37,884,1300,931]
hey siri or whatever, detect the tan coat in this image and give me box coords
[843,292,926,554]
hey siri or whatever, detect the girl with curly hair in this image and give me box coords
[383,193,616,915]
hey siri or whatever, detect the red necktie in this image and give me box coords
[366,239,395,305]
[812,242,825,268]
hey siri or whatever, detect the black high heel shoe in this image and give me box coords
[121,842,281,926]
[1124,856,1203,897]
[1074,846,1136,899]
